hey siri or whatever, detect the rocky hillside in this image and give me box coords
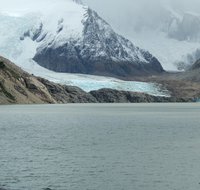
[0,56,97,104]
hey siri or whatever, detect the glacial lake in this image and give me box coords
[0,103,200,190]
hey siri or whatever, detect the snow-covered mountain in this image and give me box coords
[85,0,200,71]
[0,0,163,78]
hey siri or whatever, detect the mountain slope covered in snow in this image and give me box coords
[0,0,163,78]
[31,7,163,76]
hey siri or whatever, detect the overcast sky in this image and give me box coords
[83,0,200,17]
[83,0,200,37]
[0,0,76,15]
[1,0,200,38]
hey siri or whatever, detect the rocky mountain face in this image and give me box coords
[19,1,163,77]
[191,59,200,70]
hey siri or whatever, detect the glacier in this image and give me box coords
[21,60,169,97]
[0,0,169,96]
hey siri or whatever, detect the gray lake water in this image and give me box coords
[0,103,200,190]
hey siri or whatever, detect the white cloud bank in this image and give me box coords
[83,0,200,70]
[83,0,200,35]
[0,0,80,16]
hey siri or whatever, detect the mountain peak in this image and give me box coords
[0,0,163,77]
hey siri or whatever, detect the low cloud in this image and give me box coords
[83,0,200,36]
[0,0,75,15]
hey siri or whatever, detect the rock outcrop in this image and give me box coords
[37,78,97,103]
[90,88,194,103]
[191,59,200,70]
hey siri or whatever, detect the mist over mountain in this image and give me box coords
[83,0,200,35]
[83,0,200,71]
